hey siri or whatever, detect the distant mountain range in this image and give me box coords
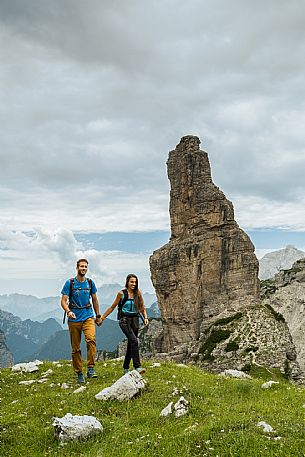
[259,245,305,280]
[0,283,157,324]
[0,309,62,362]
[0,287,160,363]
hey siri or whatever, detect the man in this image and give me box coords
[61,258,102,383]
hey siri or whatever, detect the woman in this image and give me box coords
[100,274,149,374]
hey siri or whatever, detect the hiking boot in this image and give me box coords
[136,367,146,374]
[77,372,85,384]
[87,367,98,379]
[123,368,129,375]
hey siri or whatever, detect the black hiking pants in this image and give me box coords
[119,315,141,369]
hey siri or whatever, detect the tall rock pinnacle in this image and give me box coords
[150,135,260,353]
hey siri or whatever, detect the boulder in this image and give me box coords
[11,361,41,373]
[95,370,146,401]
[53,413,103,442]
[160,401,173,417]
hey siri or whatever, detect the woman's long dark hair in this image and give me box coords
[125,273,144,312]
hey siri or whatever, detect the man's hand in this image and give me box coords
[67,310,76,319]
[96,316,103,326]
[144,317,149,326]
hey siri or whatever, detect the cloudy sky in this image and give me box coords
[1,0,305,297]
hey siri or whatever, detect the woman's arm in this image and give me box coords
[100,291,122,324]
[139,290,149,326]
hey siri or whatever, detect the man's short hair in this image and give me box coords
[76,258,89,267]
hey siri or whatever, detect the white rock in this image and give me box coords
[174,396,189,417]
[41,369,54,377]
[177,364,188,368]
[261,381,280,389]
[53,413,103,442]
[19,380,36,385]
[160,402,173,417]
[37,378,48,384]
[61,383,70,389]
[219,369,251,379]
[95,370,146,401]
[73,386,86,394]
[151,363,161,367]
[257,421,274,433]
[33,360,44,366]
[12,362,40,373]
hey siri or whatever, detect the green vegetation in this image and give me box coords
[1,360,305,456]
[199,329,231,360]
[225,340,240,352]
[264,303,286,323]
[214,312,243,326]
[260,279,277,297]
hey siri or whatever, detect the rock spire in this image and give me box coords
[150,135,259,353]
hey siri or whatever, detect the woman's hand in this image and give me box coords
[96,316,103,326]
[144,317,149,326]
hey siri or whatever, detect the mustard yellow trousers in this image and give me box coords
[68,318,96,373]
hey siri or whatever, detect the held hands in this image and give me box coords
[95,316,103,326]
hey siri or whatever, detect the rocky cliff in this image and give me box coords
[150,136,259,352]
[149,135,302,381]
[262,258,305,372]
[0,330,13,368]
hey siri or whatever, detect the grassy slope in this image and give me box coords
[1,360,305,457]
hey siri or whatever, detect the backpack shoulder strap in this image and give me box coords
[117,289,128,319]
[69,278,74,303]
[121,288,128,304]
[87,278,93,296]
[118,289,128,309]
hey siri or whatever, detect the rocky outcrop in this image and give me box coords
[150,136,259,353]
[0,330,14,368]
[262,258,305,372]
[195,304,300,381]
[259,245,305,280]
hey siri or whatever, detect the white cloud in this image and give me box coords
[0,0,305,234]
[234,195,305,231]
[0,226,154,295]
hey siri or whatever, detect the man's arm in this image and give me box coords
[61,295,75,320]
[92,293,102,326]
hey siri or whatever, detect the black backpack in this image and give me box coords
[117,289,145,324]
[117,288,129,320]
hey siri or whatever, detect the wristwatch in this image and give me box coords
[96,314,101,318]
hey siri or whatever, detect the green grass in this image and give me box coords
[1,360,305,456]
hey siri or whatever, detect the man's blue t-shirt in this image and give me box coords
[61,277,97,323]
